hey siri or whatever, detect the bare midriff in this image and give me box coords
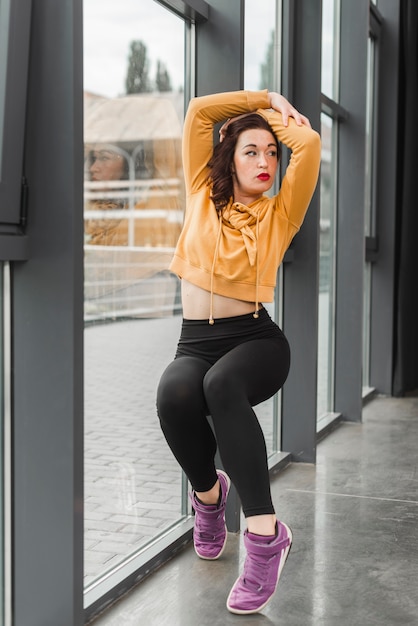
[181,279,257,320]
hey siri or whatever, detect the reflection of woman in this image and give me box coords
[89,148,128,182]
[156,90,320,614]
[84,145,129,246]
[85,140,182,247]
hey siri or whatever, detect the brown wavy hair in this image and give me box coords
[207,113,281,212]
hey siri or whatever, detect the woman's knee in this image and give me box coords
[203,367,239,409]
[156,358,208,423]
[156,370,181,418]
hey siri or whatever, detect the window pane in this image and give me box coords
[364,37,377,238]
[321,0,340,100]
[0,0,31,226]
[317,114,336,418]
[0,262,11,623]
[244,0,281,454]
[244,0,278,91]
[363,35,378,389]
[0,0,10,173]
[0,264,4,620]
[83,0,186,589]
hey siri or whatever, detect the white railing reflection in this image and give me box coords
[84,177,183,322]
[84,244,181,322]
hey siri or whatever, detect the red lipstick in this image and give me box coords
[257,173,270,181]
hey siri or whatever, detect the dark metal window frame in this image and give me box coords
[155,0,209,21]
[317,94,348,432]
[0,0,31,259]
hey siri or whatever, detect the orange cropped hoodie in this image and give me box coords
[169,90,321,320]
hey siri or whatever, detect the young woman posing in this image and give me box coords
[157,89,321,614]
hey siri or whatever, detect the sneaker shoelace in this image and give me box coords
[242,551,279,591]
[195,508,223,542]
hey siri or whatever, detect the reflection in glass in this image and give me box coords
[0,263,11,623]
[83,94,184,319]
[0,0,11,172]
[83,0,186,589]
[244,0,278,92]
[0,264,3,620]
[321,0,340,100]
[317,114,336,418]
[244,0,280,455]
[363,35,378,389]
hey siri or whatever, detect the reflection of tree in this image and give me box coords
[156,61,172,92]
[126,41,152,94]
[125,40,173,94]
[259,31,275,90]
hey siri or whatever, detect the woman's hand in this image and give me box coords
[268,92,311,128]
[218,92,311,142]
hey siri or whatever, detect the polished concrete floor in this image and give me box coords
[90,394,418,625]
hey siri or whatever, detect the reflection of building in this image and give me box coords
[83,93,185,319]
[84,92,184,248]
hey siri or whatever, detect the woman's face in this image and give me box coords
[90,149,125,181]
[232,129,278,204]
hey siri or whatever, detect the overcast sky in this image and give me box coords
[83,0,275,99]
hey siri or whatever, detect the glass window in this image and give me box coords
[83,0,186,592]
[318,0,340,425]
[364,36,377,240]
[244,0,281,455]
[0,1,10,173]
[363,32,378,390]
[0,0,31,227]
[1,262,12,625]
[244,0,278,92]
[321,0,340,101]
[317,114,337,419]
[0,264,3,622]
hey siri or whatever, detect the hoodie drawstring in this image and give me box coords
[253,212,260,319]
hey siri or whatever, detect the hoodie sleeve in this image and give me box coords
[182,90,271,195]
[258,108,321,230]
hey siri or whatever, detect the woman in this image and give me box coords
[156,89,321,614]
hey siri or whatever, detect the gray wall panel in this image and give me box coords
[370,0,400,394]
[335,0,369,422]
[196,0,244,95]
[12,0,84,624]
[281,0,322,462]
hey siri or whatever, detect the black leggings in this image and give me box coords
[156,308,290,517]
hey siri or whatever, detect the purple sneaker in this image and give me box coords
[226,520,292,614]
[189,470,231,560]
